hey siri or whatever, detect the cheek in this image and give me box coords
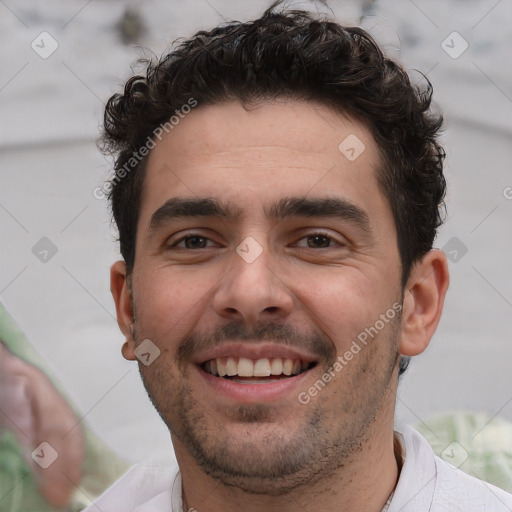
[294,268,389,348]
[134,267,215,340]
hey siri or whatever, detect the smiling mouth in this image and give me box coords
[201,356,316,383]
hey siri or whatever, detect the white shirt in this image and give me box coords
[81,426,512,512]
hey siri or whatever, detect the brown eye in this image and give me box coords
[174,235,210,249]
[294,232,342,249]
[306,234,333,248]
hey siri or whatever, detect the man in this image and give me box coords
[85,2,512,511]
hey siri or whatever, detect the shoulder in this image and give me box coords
[80,455,179,512]
[394,426,512,512]
[432,454,512,511]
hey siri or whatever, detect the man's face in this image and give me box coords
[121,100,404,493]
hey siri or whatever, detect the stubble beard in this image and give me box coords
[133,309,401,496]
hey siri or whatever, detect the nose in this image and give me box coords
[212,242,294,325]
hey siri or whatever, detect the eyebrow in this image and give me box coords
[148,195,372,234]
[265,196,373,234]
[148,197,242,231]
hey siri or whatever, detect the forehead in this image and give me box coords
[139,99,387,226]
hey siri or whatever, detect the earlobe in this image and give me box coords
[399,249,450,357]
[110,261,137,361]
[121,340,136,361]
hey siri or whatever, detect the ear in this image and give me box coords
[399,249,450,357]
[110,260,137,361]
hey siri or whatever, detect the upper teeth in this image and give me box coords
[203,357,310,377]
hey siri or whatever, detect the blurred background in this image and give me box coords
[1,0,511,468]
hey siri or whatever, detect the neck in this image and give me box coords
[174,420,400,512]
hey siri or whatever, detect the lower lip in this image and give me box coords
[196,365,313,403]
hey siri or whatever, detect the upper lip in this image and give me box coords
[193,342,318,365]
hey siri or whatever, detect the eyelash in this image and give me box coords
[169,232,342,249]
[170,235,218,249]
[294,232,341,248]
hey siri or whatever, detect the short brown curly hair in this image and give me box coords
[100,1,446,288]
